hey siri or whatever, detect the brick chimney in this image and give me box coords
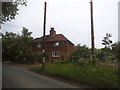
[50,27,56,36]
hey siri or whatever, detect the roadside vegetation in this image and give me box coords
[32,33,119,88]
[32,62,118,88]
[2,27,34,64]
[2,31,119,88]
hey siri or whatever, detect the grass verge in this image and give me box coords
[32,63,118,88]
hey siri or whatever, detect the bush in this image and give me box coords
[95,48,117,63]
[74,58,93,66]
[95,49,105,61]
[69,44,91,64]
[112,42,120,61]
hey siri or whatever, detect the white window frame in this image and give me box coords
[54,42,60,47]
[37,43,41,47]
[52,51,59,57]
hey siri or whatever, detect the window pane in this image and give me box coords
[37,43,41,47]
[54,42,59,47]
[52,51,59,57]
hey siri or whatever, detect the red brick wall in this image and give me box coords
[31,41,75,62]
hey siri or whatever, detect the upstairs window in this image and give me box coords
[52,51,59,57]
[37,43,41,47]
[54,42,59,47]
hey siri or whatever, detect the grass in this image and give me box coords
[32,63,118,88]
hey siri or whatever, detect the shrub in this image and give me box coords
[69,44,91,64]
[73,58,93,66]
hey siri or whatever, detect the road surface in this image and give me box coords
[2,65,79,88]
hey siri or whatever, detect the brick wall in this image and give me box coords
[31,41,75,62]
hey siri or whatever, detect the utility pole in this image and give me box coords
[42,2,47,69]
[90,0,95,64]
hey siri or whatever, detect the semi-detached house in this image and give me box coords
[30,27,75,62]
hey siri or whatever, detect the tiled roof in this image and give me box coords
[32,34,74,45]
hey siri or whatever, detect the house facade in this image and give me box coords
[30,27,75,62]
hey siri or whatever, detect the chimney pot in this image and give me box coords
[50,27,56,36]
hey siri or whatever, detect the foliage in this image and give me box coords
[111,42,120,61]
[21,27,32,37]
[2,27,33,62]
[2,1,27,23]
[74,58,93,66]
[2,32,19,61]
[95,49,105,61]
[95,48,116,63]
[2,2,19,22]
[95,34,119,63]
[33,63,118,88]
[69,44,92,65]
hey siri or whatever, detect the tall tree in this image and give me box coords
[2,27,33,62]
[21,27,32,37]
[20,27,33,53]
[2,32,19,61]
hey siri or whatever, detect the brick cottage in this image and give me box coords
[30,27,75,62]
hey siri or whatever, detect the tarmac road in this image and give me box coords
[2,65,79,88]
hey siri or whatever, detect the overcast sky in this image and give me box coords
[1,0,119,48]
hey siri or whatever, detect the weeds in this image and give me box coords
[32,63,118,88]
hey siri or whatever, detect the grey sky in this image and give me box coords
[1,0,119,48]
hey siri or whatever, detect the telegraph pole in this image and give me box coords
[42,2,47,69]
[90,0,95,64]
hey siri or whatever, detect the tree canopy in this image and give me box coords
[2,27,33,62]
[1,0,27,23]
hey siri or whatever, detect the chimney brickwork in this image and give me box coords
[50,27,56,36]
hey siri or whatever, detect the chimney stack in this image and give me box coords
[50,27,56,36]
